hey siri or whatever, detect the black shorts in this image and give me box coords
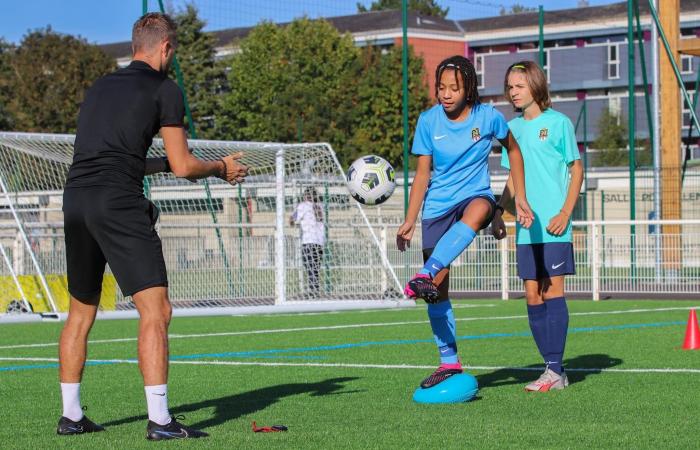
[63,187,168,300]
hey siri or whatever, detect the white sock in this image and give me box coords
[60,382,83,422]
[144,384,171,426]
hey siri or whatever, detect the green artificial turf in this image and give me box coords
[1,299,699,449]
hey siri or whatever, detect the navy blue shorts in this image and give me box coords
[516,242,576,280]
[421,195,496,250]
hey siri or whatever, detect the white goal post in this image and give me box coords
[0,132,408,320]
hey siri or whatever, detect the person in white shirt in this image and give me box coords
[290,187,326,296]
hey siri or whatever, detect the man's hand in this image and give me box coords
[491,210,507,240]
[218,152,249,185]
[515,196,534,229]
[396,220,416,252]
[547,211,570,236]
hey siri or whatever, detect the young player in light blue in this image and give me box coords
[492,60,583,392]
[397,55,533,389]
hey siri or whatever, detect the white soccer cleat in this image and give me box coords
[524,368,569,392]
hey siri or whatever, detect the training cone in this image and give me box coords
[682,309,700,350]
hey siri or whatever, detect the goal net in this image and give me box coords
[0,131,405,318]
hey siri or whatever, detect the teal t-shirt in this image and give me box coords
[501,108,580,244]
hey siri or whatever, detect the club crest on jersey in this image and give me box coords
[471,128,481,142]
[539,128,548,141]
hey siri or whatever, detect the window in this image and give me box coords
[475,54,484,89]
[608,43,620,79]
[609,96,622,124]
[543,49,550,82]
[683,91,695,128]
[681,54,693,75]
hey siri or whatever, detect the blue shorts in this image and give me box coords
[421,195,496,250]
[516,242,576,280]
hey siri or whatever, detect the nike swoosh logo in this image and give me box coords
[152,393,166,396]
[431,264,440,270]
[66,426,84,432]
[440,348,450,353]
[434,135,447,140]
[155,429,189,438]
[551,262,565,269]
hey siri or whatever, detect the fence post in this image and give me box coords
[500,236,509,300]
[380,224,388,294]
[591,222,600,301]
[275,148,286,305]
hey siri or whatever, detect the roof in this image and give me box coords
[100,1,700,59]
[459,0,700,33]
[100,9,462,59]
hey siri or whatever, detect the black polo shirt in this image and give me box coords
[65,60,184,192]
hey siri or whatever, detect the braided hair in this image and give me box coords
[434,55,480,108]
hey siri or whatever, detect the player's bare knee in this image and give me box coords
[462,200,492,231]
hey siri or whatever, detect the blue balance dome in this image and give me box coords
[413,373,479,404]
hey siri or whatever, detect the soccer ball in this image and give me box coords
[346,155,396,205]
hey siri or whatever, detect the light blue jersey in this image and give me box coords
[412,102,509,220]
[502,108,580,244]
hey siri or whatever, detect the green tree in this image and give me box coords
[220,19,360,152]
[347,45,430,168]
[0,39,15,130]
[9,28,115,133]
[594,108,628,166]
[499,3,537,15]
[169,4,227,139]
[357,0,448,18]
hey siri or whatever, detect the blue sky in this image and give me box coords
[0,0,619,45]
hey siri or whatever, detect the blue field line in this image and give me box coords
[0,354,326,373]
[0,360,116,372]
[170,320,685,361]
[0,320,685,373]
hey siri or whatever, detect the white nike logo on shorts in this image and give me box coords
[551,261,566,270]
[434,135,447,140]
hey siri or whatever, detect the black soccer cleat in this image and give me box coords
[56,415,105,435]
[404,273,440,303]
[420,365,464,389]
[146,415,208,440]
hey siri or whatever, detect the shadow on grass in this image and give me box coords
[476,353,623,389]
[102,376,360,430]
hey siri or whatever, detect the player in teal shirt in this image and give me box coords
[493,61,583,392]
[397,55,533,390]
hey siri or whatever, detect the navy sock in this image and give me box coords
[420,221,476,278]
[427,301,459,364]
[543,297,569,375]
[527,303,548,363]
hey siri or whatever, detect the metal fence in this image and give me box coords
[1,219,697,316]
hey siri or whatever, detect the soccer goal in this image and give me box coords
[0,131,407,320]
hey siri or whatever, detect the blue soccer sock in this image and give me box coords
[543,297,569,375]
[420,221,476,278]
[527,303,548,362]
[427,301,459,365]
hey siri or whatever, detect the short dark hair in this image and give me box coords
[435,55,480,107]
[132,12,177,54]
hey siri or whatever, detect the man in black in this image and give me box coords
[57,13,247,440]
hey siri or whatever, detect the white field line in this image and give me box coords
[1,356,699,374]
[0,305,697,351]
[256,303,498,317]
